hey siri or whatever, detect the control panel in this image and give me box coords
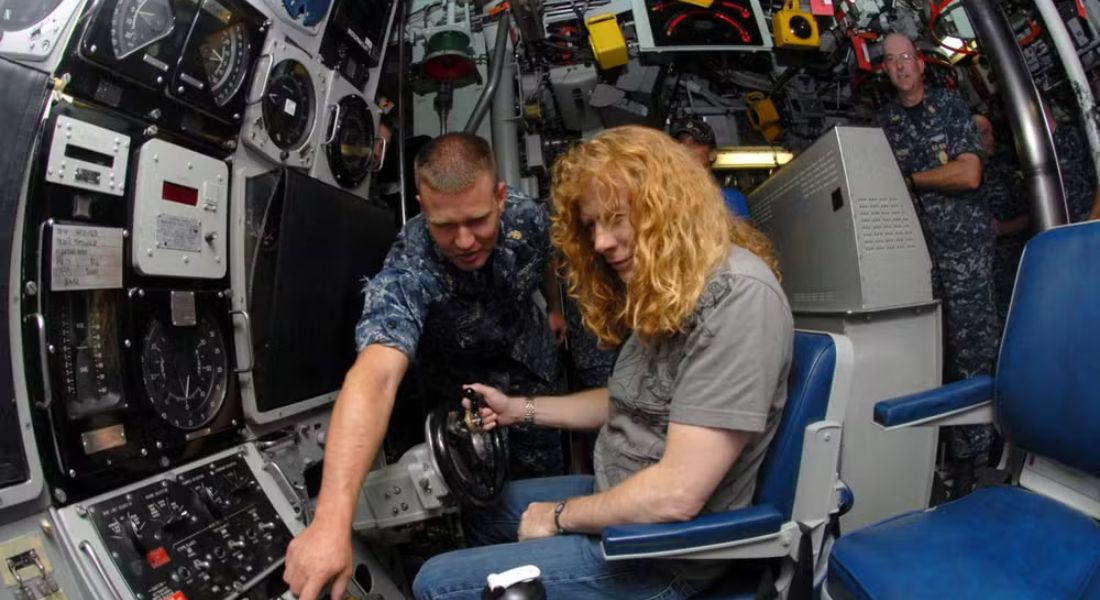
[59,448,294,600]
[132,139,229,279]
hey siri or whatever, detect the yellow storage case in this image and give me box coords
[586,14,629,69]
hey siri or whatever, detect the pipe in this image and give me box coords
[1033,0,1100,194]
[465,12,512,134]
[490,41,521,186]
[963,0,1068,231]
[397,2,409,225]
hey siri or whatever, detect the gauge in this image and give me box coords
[326,94,374,188]
[199,21,249,106]
[645,0,763,47]
[262,59,314,150]
[56,291,126,419]
[280,0,331,28]
[111,0,176,60]
[140,314,228,430]
[0,0,64,32]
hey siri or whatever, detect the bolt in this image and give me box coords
[124,339,131,348]
[74,505,87,517]
[24,281,37,296]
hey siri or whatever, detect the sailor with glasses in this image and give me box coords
[876,32,998,499]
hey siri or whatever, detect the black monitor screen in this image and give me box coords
[248,170,397,416]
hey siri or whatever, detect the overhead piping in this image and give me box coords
[963,0,1068,231]
[465,12,512,134]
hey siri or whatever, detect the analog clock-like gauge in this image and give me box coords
[111,0,176,59]
[140,315,228,430]
[326,94,374,188]
[261,59,314,150]
[199,21,250,106]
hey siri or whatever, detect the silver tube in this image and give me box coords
[491,44,520,185]
[1033,0,1100,192]
[465,12,512,134]
[397,2,409,225]
[963,0,1068,231]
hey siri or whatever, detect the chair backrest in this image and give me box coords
[997,222,1100,478]
[755,331,837,520]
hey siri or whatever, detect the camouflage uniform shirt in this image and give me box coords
[1053,123,1097,223]
[355,188,564,477]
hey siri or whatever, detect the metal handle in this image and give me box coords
[263,460,311,524]
[370,136,388,173]
[230,309,255,374]
[24,313,53,409]
[248,54,275,105]
[79,541,125,600]
[323,103,342,145]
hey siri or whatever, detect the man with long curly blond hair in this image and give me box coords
[413,126,794,599]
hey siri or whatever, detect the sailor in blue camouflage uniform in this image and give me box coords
[975,115,1028,324]
[877,34,998,491]
[355,135,566,480]
[1052,119,1098,223]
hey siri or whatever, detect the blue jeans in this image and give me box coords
[412,476,716,600]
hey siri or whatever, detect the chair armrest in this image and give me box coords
[601,504,784,558]
[874,375,994,428]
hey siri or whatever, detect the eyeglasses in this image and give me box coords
[883,52,917,66]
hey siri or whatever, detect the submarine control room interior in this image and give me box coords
[0,0,1096,597]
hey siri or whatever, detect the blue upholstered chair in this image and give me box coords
[825,221,1100,600]
[602,330,855,599]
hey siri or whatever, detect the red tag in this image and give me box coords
[169,592,188,600]
[809,0,832,16]
[145,547,171,569]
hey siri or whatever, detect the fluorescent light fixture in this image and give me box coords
[712,146,794,170]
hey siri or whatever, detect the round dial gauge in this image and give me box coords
[199,21,250,106]
[140,315,228,430]
[0,0,64,32]
[262,59,314,150]
[111,0,176,59]
[326,94,374,188]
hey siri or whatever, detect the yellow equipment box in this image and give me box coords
[586,14,629,69]
[772,0,820,49]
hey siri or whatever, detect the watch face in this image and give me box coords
[262,59,315,150]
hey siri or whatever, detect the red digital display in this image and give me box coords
[162,181,199,206]
[146,546,171,569]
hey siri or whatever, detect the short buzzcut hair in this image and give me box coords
[414,133,498,193]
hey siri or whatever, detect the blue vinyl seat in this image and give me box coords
[602,330,855,599]
[826,222,1100,600]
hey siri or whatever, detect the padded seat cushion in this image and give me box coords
[829,486,1100,599]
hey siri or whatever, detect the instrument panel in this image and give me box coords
[23,106,244,504]
[55,447,297,600]
[77,0,268,125]
[241,36,327,169]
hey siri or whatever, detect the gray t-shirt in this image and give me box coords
[593,245,793,513]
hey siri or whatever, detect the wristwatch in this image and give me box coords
[553,499,568,534]
[523,396,536,424]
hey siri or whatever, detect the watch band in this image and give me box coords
[523,396,536,424]
[553,499,568,534]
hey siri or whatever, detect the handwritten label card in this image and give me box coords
[51,224,124,291]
